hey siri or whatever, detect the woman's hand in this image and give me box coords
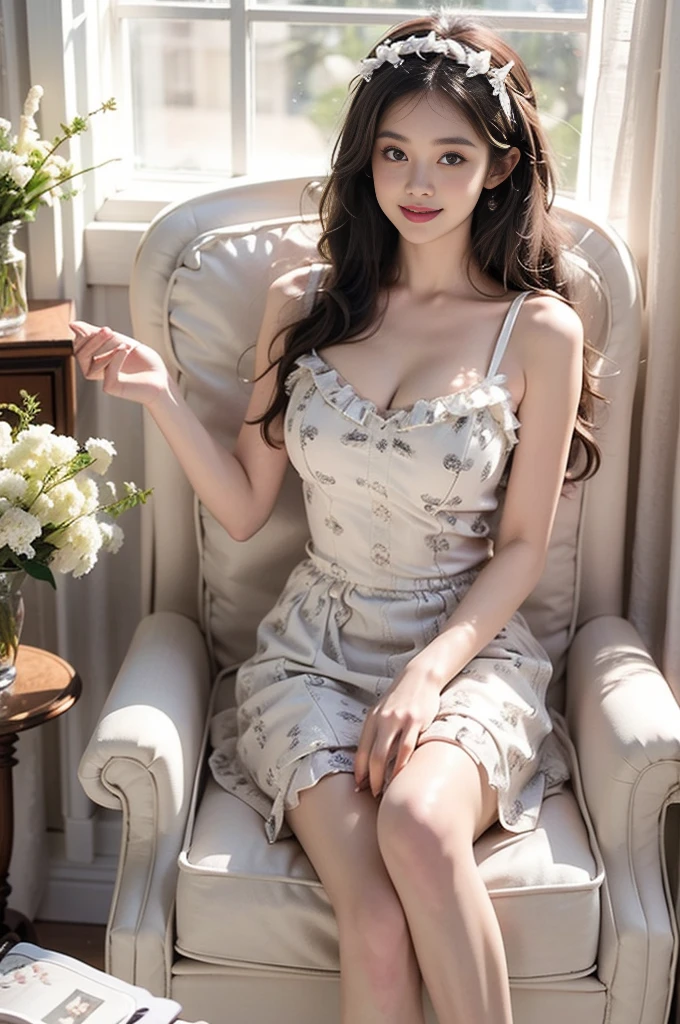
[70,321,171,407]
[354,662,444,798]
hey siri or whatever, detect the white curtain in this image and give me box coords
[587,0,680,695]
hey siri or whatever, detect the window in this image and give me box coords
[115,0,593,193]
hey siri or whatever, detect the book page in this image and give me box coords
[0,948,138,1024]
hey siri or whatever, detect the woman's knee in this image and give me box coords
[376,783,449,876]
[376,755,481,887]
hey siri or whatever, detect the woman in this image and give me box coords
[72,13,601,1024]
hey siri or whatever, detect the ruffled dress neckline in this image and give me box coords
[291,349,521,442]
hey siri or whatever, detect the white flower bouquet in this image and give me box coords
[0,391,151,587]
[0,391,151,675]
[0,86,117,324]
[0,86,116,225]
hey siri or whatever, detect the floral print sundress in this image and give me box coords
[209,272,570,844]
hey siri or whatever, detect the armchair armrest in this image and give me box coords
[78,611,212,995]
[566,615,680,1024]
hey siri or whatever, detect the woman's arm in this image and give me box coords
[72,266,312,542]
[354,294,584,795]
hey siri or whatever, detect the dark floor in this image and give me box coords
[33,920,106,971]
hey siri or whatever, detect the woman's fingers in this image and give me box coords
[69,320,92,342]
[91,344,127,368]
[102,346,132,394]
[74,330,114,365]
[75,328,134,381]
[389,721,421,781]
[85,344,125,382]
[70,319,110,338]
[83,340,123,379]
[83,345,131,395]
[368,726,402,798]
[354,714,376,790]
[356,708,416,797]
[357,717,424,796]
[71,323,128,367]
[70,322,112,352]
[71,322,164,406]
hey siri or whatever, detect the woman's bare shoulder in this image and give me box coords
[521,290,583,338]
[518,291,584,376]
[270,263,326,303]
[262,264,325,361]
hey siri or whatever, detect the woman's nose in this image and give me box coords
[406,165,434,196]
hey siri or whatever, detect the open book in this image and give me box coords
[0,943,182,1024]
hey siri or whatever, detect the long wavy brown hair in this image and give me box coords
[255,11,603,480]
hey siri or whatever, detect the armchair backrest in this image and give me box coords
[130,177,642,696]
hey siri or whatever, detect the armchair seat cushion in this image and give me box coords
[176,777,603,982]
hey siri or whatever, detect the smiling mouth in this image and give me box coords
[399,205,443,221]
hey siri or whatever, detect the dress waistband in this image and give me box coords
[303,541,486,596]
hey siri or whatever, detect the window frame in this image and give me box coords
[112,0,596,188]
[20,0,602,287]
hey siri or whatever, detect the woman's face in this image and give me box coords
[370,90,508,244]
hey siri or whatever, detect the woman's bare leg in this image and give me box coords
[376,741,513,1024]
[285,772,425,1024]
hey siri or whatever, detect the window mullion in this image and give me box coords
[116,1,230,17]
[249,7,587,32]
[231,0,251,176]
[575,0,603,203]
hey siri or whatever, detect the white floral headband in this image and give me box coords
[360,31,515,122]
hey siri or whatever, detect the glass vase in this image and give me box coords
[0,569,25,689]
[0,220,28,336]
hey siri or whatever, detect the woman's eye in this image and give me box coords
[440,152,463,166]
[383,146,407,162]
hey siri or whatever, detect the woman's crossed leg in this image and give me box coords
[377,739,512,1024]
[286,740,511,1024]
[285,772,425,1024]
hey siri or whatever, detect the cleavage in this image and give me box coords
[319,350,487,414]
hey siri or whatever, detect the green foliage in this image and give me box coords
[0,390,41,439]
[309,86,348,138]
[42,449,95,489]
[0,544,56,588]
[102,481,153,519]
[546,112,582,193]
[20,556,56,588]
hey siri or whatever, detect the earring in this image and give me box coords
[487,191,498,211]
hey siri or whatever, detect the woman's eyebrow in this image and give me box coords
[376,130,478,147]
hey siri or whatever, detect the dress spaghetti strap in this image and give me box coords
[486,291,532,379]
[301,262,325,316]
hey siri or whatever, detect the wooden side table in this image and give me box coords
[0,646,81,941]
[0,300,76,436]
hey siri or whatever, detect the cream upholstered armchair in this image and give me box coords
[78,177,680,1024]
